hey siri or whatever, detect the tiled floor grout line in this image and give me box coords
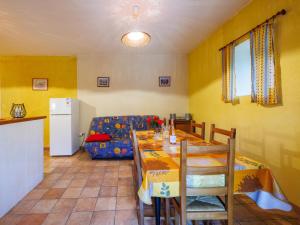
[63,211,72,225]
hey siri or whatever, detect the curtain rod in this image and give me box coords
[218,9,286,51]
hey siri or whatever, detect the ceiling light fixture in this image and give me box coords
[121,31,151,47]
[121,5,151,48]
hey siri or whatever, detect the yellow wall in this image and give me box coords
[77,54,188,134]
[189,0,300,206]
[0,56,77,146]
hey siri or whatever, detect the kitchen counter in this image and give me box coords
[0,116,46,218]
[0,116,46,125]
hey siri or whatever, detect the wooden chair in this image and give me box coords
[190,121,206,140]
[210,124,236,145]
[131,129,150,225]
[171,139,236,225]
[130,129,171,225]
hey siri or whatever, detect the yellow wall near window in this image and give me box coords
[189,0,300,206]
[0,56,77,146]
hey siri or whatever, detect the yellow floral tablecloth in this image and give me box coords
[136,130,292,211]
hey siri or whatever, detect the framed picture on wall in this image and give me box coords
[32,78,48,91]
[159,76,171,87]
[97,77,110,87]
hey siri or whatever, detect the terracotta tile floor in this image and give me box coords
[0,150,299,225]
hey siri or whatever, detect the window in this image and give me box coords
[234,39,251,96]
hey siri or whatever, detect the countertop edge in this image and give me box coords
[0,116,47,126]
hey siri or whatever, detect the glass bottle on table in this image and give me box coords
[169,119,176,144]
[162,118,169,140]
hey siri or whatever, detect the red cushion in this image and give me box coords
[85,134,111,142]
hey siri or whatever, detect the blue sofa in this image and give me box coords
[84,115,155,159]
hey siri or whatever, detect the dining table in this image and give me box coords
[135,129,292,225]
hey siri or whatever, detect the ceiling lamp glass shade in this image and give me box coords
[121,31,151,47]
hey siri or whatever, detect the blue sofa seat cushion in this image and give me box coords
[85,138,132,159]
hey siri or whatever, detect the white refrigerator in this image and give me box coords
[50,98,80,156]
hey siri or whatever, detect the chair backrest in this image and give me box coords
[88,115,156,139]
[190,121,205,140]
[130,129,143,188]
[209,124,236,145]
[180,139,235,224]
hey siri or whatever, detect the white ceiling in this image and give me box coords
[0,0,250,55]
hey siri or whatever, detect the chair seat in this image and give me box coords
[176,196,225,212]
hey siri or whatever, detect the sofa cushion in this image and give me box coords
[175,196,225,212]
[85,138,132,159]
[88,115,155,138]
[85,133,111,142]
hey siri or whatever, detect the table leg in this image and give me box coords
[154,197,161,225]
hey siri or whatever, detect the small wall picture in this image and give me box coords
[32,78,48,91]
[97,77,110,87]
[159,76,171,87]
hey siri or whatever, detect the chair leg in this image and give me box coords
[227,218,233,225]
[137,199,144,225]
[228,210,233,225]
[164,198,170,225]
[180,213,186,225]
